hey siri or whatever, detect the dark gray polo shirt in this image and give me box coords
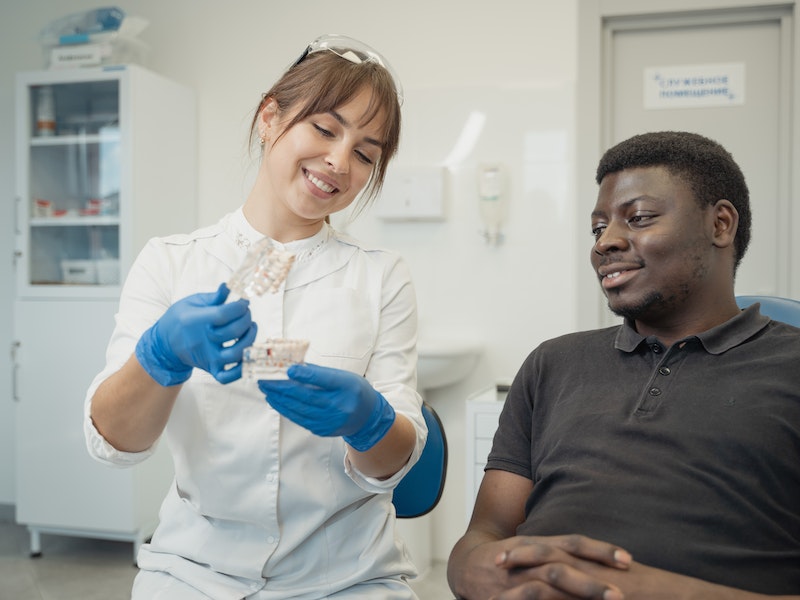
[487,304,800,593]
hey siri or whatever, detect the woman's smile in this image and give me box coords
[303,168,339,196]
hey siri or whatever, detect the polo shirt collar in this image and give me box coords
[614,303,770,354]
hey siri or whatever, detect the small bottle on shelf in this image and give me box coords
[35,86,56,137]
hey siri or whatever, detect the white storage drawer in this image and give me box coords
[475,412,501,439]
[465,386,507,522]
[475,438,493,464]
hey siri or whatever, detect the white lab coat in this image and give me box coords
[84,209,426,599]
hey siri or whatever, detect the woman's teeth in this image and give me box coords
[606,271,622,279]
[306,172,336,193]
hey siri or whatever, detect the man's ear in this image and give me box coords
[711,199,739,249]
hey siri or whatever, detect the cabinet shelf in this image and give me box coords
[30,215,120,227]
[30,132,120,146]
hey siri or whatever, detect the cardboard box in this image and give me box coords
[60,259,96,284]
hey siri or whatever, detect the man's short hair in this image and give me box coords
[595,131,751,270]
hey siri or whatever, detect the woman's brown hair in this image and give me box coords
[249,51,401,215]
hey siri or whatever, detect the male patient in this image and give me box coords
[448,131,800,599]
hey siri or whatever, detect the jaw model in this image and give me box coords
[242,338,310,380]
[229,237,308,379]
[228,237,295,300]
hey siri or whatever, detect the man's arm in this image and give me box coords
[561,559,800,600]
[482,485,800,600]
[447,469,630,600]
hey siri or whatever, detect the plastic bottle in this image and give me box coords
[478,164,506,244]
[36,86,56,136]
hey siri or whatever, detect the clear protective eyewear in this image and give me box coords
[292,33,403,105]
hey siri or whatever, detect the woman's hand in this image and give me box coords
[258,363,395,451]
[135,283,257,385]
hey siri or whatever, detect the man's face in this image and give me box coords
[589,166,717,324]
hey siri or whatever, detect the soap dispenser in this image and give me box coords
[477,163,506,245]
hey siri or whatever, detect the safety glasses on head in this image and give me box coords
[292,33,403,105]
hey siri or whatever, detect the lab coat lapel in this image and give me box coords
[284,234,358,290]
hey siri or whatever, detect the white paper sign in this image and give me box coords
[50,43,108,69]
[644,63,745,109]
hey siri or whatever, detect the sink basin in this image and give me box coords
[417,338,482,390]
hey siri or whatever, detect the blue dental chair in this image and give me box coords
[735,295,800,327]
[392,402,448,518]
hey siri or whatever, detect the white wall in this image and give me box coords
[0,0,580,561]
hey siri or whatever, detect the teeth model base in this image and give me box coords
[228,237,295,299]
[242,338,310,380]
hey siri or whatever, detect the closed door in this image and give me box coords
[577,2,798,328]
[611,10,789,302]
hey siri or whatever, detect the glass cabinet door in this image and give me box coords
[22,78,121,289]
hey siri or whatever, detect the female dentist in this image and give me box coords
[84,34,425,600]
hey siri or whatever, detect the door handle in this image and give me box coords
[11,341,20,402]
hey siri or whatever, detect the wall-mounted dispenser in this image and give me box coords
[374,165,445,221]
[477,163,506,245]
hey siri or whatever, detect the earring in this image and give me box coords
[259,136,265,145]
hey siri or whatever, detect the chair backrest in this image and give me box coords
[392,402,448,519]
[735,295,800,327]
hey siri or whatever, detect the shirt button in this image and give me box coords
[267,536,276,544]
[266,473,276,483]
[651,344,663,354]
[649,387,662,396]
[659,366,671,376]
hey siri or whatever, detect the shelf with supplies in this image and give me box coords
[14,65,196,299]
[16,69,125,296]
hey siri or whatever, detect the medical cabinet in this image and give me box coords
[12,65,195,559]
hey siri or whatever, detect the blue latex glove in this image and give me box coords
[135,283,257,386]
[257,363,396,451]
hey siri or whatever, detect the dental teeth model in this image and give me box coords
[242,338,310,380]
[228,237,295,299]
[229,238,307,379]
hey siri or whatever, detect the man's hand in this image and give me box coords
[451,531,630,600]
[486,535,630,599]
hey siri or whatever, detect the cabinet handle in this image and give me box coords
[11,341,20,402]
[14,196,21,234]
